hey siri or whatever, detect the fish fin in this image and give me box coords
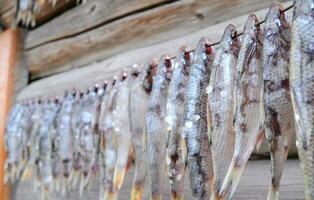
[114,168,126,191]
[219,163,245,200]
[267,187,280,200]
[180,137,187,167]
[255,126,265,152]
[130,185,143,200]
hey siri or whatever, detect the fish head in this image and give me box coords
[221,24,241,54]
[194,37,215,68]
[294,0,314,18]
[142,59,158,93]
[178,45,194,73]
[243,14,259,38]
[158,54,173,81]
[71,88,77,98]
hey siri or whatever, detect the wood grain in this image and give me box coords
[15,160,305,200]
[0,29,19,200]
[0,0,76,28]
[18,1,293,100]
[25,0,290,78]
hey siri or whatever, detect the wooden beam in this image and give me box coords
[25,0,291,79]
[0,0,76,28]
[0,29,19,200]
[17,1,293,100]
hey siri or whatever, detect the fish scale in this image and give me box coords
[146,55,173,200]
[262,3,295,200]
[165,46,192,200]
[290,0,314,199]
[129,63,155,200]
[207,24,239,200]
[183,37,215,199]
[219,14,264,200]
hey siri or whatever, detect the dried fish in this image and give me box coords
[103,75,121,200]
[56,90,76,195]
[129,62,156,200]
[262,4,294,200]
[4,103,25,183]
[165,47,193,200]
[219,14,264,199]
[182,37,215,199]
[146,55,173,200]
[78,86,98,195]
[207,24,240,199]
[112,71,136,198]
[290,0,314,199]
[35,98,60,199]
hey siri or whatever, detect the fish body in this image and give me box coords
[103,77,121,200]
[182,37,215,199]
[207,25,239,199]
[165,47,193,200]
[146,55,173,200]
[36,99,59,198]
[4,103,25,183]
[129,63,156,200]
[290,0,314,199]
[112,73,136,196]
[78,88,98,194]
[219,14,264,200]
[262,4,294,200]
[56,92,75,195]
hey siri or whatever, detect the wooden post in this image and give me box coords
[0,29,19,200]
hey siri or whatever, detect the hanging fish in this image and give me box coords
[22,99,44,181]
[56,90,76,195]
[69,90,84,187]
[102,75,121,200]
[129,62,157,200]
[98,80,112,200]
[16,0,36,27]
[78,86,98,196]
[146,55,173,200]
[165,46,193,200]
[35,97,60,199]
[207,24,240,200]
[290,0,314,199]
[219,14,264,200]
[182,37,215,199]
[262,4,295,200]
[112,70,136,198]
[4,103,25,183]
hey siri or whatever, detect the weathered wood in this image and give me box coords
[18,1,293,100]
[15,160,305,199]
[0,0,76,28]
[25,0,290,79]
[0,29,19,200]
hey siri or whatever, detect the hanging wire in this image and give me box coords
[21,3,295,102]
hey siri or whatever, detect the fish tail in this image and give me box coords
[219,163,245,200]
[130,185,144,200]
[104,191,118,200]
[267,187,279,200]
[170,191,183,200]
[114,168,127,190]
[255,128,265,152]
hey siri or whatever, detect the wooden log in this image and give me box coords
[18,1,293,100]
[0,0,76,28]
[25,0,290,79]
[0,29,19,200]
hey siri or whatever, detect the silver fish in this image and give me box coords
[129,62,156,200]
[219,14,264,200]
[262,4,294,200]
[207,24,240,200]
[146,55,173,200]
[165,46,193,200]
[182,37,215,199]
[290,0,314,199]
